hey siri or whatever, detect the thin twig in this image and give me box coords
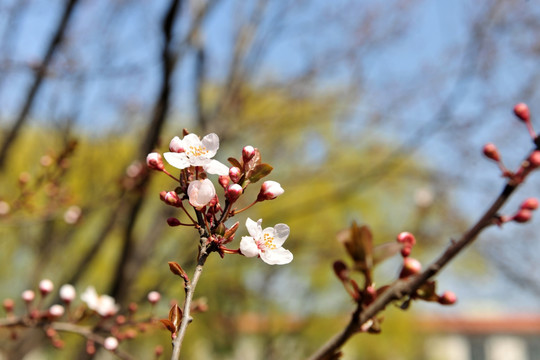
[308,181,517,360]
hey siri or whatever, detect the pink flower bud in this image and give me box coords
[155,345,164,356]
[169,136,184,153]
[528,151,540,168]
[187,179,216,209]
[483,143,500,162]
[59,284,76,304]
[219,175,230,188]
[399,257,422,278]
[514,103,530,122]
[104,336,119,351]
[49,304,65,318]
[438,291,457,305]
[167,217,181,226]
[159,191,167,201]
[400,245,412,258]
[226,184,243,202]
[146,152,164,171]
[521,198,539,210]
[3,298,14,313]
[257,181,284,201]
[396,232,416,246]
[513,209,532,223]
[229,167,241,183]
[147,291,161,305]
[39,279,54,297]
[163,191,181,207]
[22,290,35,303]
[242,145,255,162]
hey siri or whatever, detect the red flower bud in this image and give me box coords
[396,232,416,246]
[483,143,500,162]
[163,191,181,207]
[226,184,243,203]
[400,245,412,258]
[242,145,255,162]
[513,209,532,223]
[167,217,181,226]
[521,198,539,210]
[399,257,422,278]
[229,167,241,183]
[219,175,230,188]
[528,151,540,168]
[438,291,457,305]
[514,103,530,122]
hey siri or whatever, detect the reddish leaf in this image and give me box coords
[168,304,183,329]
[168,262,190,284]
[247,163,273,183]
[228,157,242,169]
[160,319,176,333]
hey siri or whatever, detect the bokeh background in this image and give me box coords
[1,0,540,359]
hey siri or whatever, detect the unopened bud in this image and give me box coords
[49,304,65,318]
[163,191,181,207]
[521,198,539,210]
[396,232,416,246]
[104,336,119,351]
[129,302,138,313]
[528,151,540,168]
[146,152,164,171]
[399,257,422,278]
[333,260,349,281]
[3,298,14,313]
[147,291,161,305]
[226,184,243,202]
[39,279,54,297]
[513,209,532,223]
[483,143,500,162]
[438,291,457,305]
[169,136,184,153]
[22,290,35,303]
[219,175,230,188]
[155,345,164,356]
[400,245,412,258]
[257,181,284,201]
[229,167,241,183]
[242,145,255,162]
[59,284,76,304]
[514,103,530,122]
[167,217,181,226]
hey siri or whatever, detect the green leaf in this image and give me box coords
[248,163,273,183]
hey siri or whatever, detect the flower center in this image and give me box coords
[187,144,209,158]
[260,233,277,250]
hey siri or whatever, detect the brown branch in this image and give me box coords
[0,0,80,170]
[308,181,518,360]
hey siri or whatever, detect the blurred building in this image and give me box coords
[418,314,540,360]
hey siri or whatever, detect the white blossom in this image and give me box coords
[240,218,293,265]
[81,286,119,317]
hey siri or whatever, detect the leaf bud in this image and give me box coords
[333,260,349,282]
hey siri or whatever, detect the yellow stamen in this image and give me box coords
[187,145,209,157]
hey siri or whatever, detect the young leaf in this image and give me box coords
[248,163,273,183]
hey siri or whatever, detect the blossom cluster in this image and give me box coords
[147,132,293,265]
[1,279,163,355]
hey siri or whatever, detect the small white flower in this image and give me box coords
[81,286,119,317]
[240,218,293,265]
[163,133,229,175]
[187,179,216,209]
[59,284,76,303]
[103,336,119,351]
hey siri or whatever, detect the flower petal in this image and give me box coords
[271,224,290,247]
[201,133,220,157]
[163,152,190,169]
[240,236,259,257]
[203,159,229,175]
[260,247,293,265]
[245,218,262,239]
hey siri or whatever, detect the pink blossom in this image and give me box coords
[187,179,216,209]
[240,218,293,265]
